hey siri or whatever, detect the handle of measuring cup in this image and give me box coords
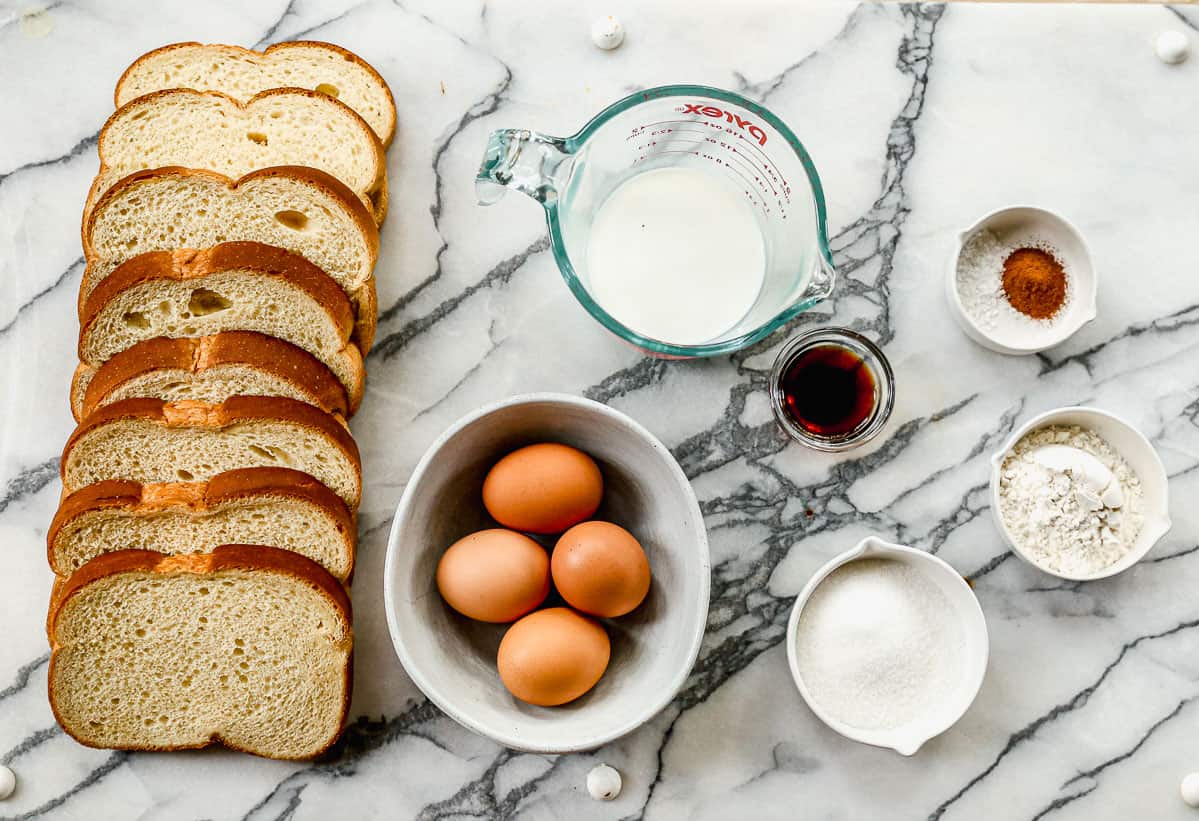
[476,128,572,206]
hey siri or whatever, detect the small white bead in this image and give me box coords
[1181,772,1199,807]
[586,763,622,800]
[1156,30,1189,65]
[591,16,625,51]
[0,765,15,800]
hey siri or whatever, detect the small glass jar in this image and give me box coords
[769,327,895,452]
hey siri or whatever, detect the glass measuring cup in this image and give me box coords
[476,85,835,358]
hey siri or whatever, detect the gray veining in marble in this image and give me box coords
[2,1,1199,818]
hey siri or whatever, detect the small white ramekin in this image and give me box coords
[785,536,989,756]
[990,406,1172,581]
[946,205,1097,355]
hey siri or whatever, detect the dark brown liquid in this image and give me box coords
[779,344,877,438]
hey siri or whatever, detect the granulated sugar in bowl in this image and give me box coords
[785,538,988,755]
[794,559,961,730]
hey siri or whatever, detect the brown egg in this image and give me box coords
[552,521,651,617]
[482,443,603,534]
[497,608,610,706]
[435,529,550,623]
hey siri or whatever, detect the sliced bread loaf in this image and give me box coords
[116,41,396,147]
[48,545,351,760]
[82,166,378,350]
[90,89,386,224]
[72,332,350,422]
[76,244,365,412]
[48,468,355,581]
[61,397,362,508]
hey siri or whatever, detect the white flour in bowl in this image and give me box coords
[998,425,1144,576]
[794,558,965,731]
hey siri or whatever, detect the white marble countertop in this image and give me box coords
[3,1,1199,818]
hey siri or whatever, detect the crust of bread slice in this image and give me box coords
[115,40,396,147]
[76,243,366,410]
[61,396,362,508]
[356,275,378,354]
[81,243,355,346]
[81,165,379,350]
[47,467,356,580]
[72,332,351,421]
[48,545,352,760]
[89,89,387,224]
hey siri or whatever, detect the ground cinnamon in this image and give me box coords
[1001,248,1067,319]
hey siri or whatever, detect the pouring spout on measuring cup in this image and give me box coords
[476,128,573,205]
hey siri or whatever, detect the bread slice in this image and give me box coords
[116,41,395,147]
[72,332,350,422]
[76,244,365,414]
[81,166,378,350]
[48,545,352,760]
[48,468,355,581]
[90,89,386,224]
[61,397,361,508]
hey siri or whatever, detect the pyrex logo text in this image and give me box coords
[681,103,768,146]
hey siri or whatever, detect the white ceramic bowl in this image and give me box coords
[946,205,1098,354]
[990,406,1172,581]
[384,393,711,753]
[785,537,989,756]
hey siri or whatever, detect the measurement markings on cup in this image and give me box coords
[627,117,793,218]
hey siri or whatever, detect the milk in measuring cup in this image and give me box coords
[585,167,766,346]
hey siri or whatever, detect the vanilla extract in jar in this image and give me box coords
[782,346,876,437]
[769,328,895,451]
